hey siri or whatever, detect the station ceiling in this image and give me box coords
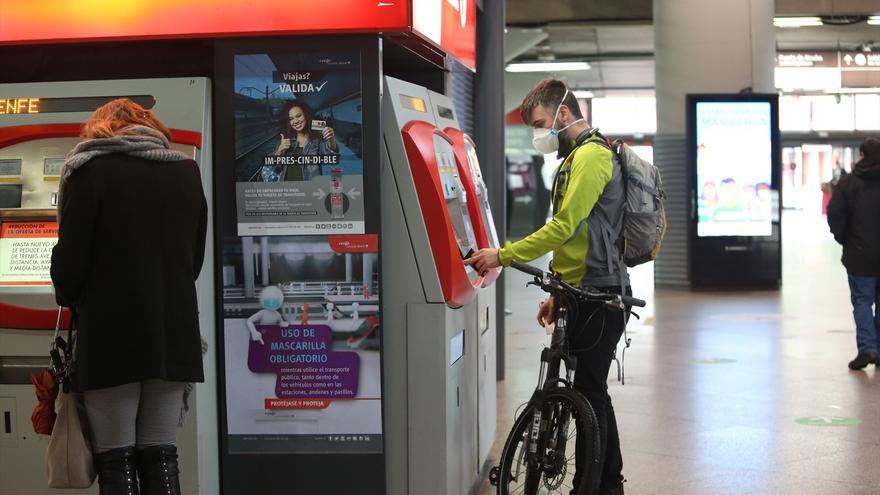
[503,0,880,111]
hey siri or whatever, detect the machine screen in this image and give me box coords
[400,95,427,113]
[43,158,64,177]
[0,95,155,114]
[0,159,22,176]
[0,185,23,208]
[463,139,500,248]
[433,134,477,259]
[437,106,454,120]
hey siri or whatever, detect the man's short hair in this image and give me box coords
[860,137,880,161]
[520,79,583,124]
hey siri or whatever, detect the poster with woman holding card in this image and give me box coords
[233,50,365,236]
[263,101,339,182]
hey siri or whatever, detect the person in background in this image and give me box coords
[828,137,880,370]
[831,160,849,188]
[51,98,207,495]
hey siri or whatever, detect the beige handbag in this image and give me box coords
[47,390,96,488]
[45,307,96,489]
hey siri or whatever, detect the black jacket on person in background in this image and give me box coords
[50,154,207,391]
[827,155,880,277]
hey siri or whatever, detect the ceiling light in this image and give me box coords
[573,90,594,99]
[773,16,823,28]
[506,62,591,73]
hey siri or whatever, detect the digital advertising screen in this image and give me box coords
[222,234,382,455]
[695,101,774,237]
[233,50,365,236]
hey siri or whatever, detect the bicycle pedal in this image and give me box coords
[489,466,500,486]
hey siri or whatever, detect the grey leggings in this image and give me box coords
[83,379,186,453]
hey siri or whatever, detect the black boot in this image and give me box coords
[93,446,140,495]
[848,352,878,370]
[137,445,181,495]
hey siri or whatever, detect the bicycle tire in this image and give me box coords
[496,387,600,495]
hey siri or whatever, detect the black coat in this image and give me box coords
[51,154,207,391]
[827,156,880,277]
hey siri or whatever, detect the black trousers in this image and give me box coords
[567,285,631,494]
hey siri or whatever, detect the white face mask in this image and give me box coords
[531,89,584,155]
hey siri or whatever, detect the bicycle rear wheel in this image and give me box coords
[497,387,600,495]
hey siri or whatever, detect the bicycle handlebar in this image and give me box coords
[509,261,647,308]
[620,295,646,308]
[510,261,544,279]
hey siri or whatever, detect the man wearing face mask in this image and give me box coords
[466,79,629,495]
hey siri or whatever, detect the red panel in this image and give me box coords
[441,0,476,70]
[0,0,410,45]
[411,0,476,70]
[328,234,379,253]
[445,127,500,286]
[0,302,70,331]
[506,107,525,125]
[401,121,478,308]
[0,124,202,149]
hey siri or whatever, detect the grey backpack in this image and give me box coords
[610,139,667,267]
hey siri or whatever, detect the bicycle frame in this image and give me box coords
[524,301,578,470]
[490,261,646,493]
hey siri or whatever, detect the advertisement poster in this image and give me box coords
[696,102,773,237]
[222,234,381,454]
[234,51,365,236]
[0,221,57,286]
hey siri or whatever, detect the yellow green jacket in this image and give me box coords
[498,135,629,287]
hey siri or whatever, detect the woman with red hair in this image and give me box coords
[51,98,206,495]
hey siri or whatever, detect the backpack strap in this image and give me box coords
[573,127,609,150]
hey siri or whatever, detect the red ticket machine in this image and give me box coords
[400,120,483,307]
[422,90,501,288]
[423,89,500,470]
[0,78,214,495]
[382,75,488,495]
[444,127,501,286]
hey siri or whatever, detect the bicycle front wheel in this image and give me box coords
[497,387,600,495]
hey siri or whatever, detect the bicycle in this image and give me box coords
[489,261,645,495]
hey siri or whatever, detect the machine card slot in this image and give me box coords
[0,356,47,384]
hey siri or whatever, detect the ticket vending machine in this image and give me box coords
[427,90,500,470]
[381,76,489,495]
[0,79,218,495]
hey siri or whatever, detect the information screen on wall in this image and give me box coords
[695,101,774,237]
[234,51,365,236]
[219,43,383,459]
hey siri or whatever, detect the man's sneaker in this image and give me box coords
[848,352,878,370]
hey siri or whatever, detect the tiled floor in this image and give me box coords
[478,211,880,495]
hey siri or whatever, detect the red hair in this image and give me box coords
[81,98,171,140]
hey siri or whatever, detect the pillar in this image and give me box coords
[476,0,507,379]
[653,0,775,286]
